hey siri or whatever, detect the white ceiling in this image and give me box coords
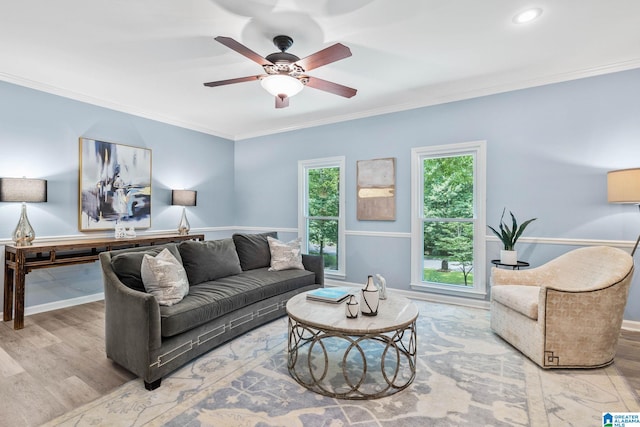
[2,0,640,141]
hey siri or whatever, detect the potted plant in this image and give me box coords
[488,208,537,265]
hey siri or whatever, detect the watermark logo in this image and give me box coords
[603,412,640,427]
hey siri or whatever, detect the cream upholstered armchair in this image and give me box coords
[490,246,634,368]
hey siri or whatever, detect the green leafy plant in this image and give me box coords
[488,208,537,250]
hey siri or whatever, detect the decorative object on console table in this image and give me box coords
[0,177,47,246]
[345,294,359,318]
[79,138,152,231]
[488,208,537,265]
[608,168,640,256]
[114,222,126,239]
[361,275,379,316]
[171,189,197,235]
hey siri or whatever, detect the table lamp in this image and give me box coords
[608,168,640,256]
[0,177,48,246]
[171,190,197,235]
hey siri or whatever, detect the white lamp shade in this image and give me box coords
[607,168,640,203]
[260,75,304,98]
[171,190,197,206]
[0,178,47,203]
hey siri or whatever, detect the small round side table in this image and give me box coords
[490,259,530,270]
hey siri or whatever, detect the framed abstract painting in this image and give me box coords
[78,138,152,231]
[356,157,396,221]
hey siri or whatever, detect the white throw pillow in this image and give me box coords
[141,248,189,306]
[267,236,305,271]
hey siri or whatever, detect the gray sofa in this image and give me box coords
[99,232,323,390]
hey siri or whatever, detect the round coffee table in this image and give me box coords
[286,291,418,400]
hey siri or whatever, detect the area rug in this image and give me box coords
[44,300,639,427]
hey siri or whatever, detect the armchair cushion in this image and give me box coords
[491,285,539,320]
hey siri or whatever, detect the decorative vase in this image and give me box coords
[500,249,518,265]
[345,294,359,318]
[361,275,379,316]
[375,273,387,300]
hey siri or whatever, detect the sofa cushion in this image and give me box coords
[178,239,242,285]
[492,285,540,320]
[159,267,316,337]
[267,236,304,271]
[111,244,182,292]
[141,248,190,306]
[232,232,277,271]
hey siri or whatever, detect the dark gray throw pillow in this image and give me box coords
[232,232,278,271]
[111,244,183,292]
[178,239,242,285]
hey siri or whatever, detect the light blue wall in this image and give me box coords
[235,68,640,321]
[2,68,639,322]
[0,81,235,310]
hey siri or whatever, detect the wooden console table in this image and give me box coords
[3,233,204,330]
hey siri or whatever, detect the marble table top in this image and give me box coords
[286,289,419,334]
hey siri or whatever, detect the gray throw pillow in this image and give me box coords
[141,248,189,306]
[267,236,305,271]
[179,239,242,285]
[232,232,277,270]
[111,244,182,292]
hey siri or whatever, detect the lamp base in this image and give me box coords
[177,207,190,236]
[13,203,35,246]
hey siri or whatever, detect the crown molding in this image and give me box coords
[233,59,640,140]
[0,72,235,141]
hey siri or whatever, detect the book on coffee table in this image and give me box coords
[306,287,351,303]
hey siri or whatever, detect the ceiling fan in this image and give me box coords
[204,35,357,108]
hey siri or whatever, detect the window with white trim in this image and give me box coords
[410,141,487,298]
[298,157,346,277]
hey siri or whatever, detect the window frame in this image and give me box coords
[298,156,346,278]
[410,141,487,298]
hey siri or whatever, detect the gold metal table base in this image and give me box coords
[287,316,417,399]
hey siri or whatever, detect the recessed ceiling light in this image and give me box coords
[513,8,543,24]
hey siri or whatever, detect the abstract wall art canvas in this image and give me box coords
[78,138,152,231]
[357,157,396,220]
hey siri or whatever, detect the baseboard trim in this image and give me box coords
[0,293,105,321]
[622,319,640,332]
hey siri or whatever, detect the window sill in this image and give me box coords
[324,271,346,280]
[410,281,487,300]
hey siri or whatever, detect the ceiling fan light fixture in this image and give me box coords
[513,8,542,24]
[260,75,304,98]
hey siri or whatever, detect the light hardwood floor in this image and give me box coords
[0,301,638,426]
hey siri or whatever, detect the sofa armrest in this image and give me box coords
[99,252,162,378]
[302,254,324,286]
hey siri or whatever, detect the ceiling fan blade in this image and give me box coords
[295,43,352,71]
[215,36,274,66]
[275,95,289,109]
[305,77,357,98]
[203,75,264,87]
